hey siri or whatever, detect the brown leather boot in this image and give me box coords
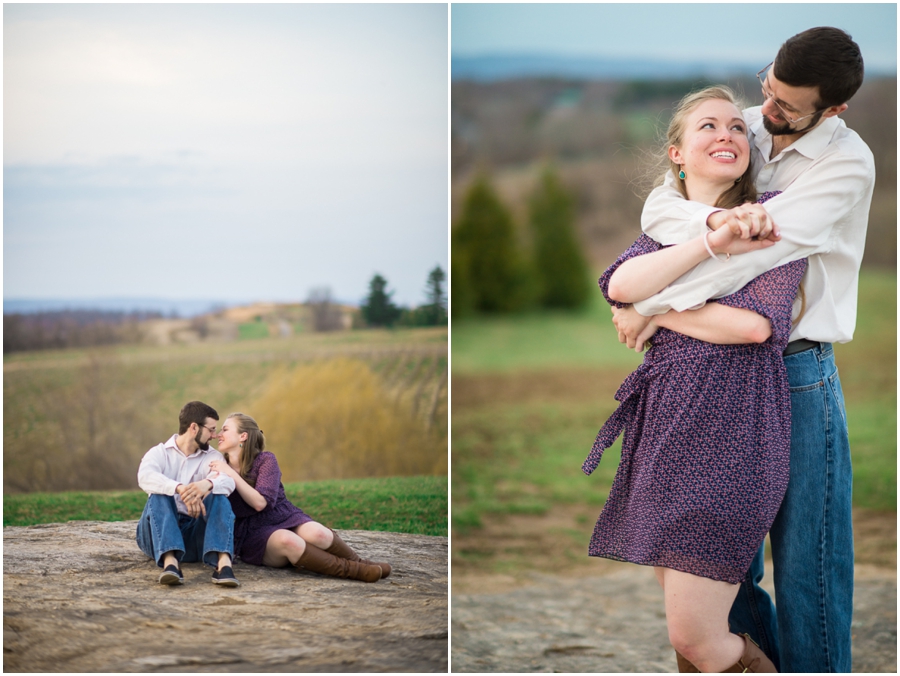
[722,633,778,673]
[326,529,392,578]
[675,650,700,673]
[295,542,382,582]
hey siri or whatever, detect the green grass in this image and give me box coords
[451,286,644,375]
[452,269,896,534]
[238,321,270,340]
[4,475,447,537]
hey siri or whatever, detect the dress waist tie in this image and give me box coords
[582,365,651,476]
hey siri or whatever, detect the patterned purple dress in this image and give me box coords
[582,193,806,584]
[228,451,313,566]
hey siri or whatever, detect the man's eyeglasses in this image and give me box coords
[757,62,830,125]
[199,424,217,435]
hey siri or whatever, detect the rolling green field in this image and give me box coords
[452,269,897,542]
[4,475,448,536]
[4,327,447,494]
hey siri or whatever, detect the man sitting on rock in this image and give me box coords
[136,401,240,587]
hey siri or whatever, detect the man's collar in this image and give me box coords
[166,433,208,457]
[749,106,841,161]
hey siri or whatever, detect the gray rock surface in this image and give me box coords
[3,521,447,672]
[452,563,896,673]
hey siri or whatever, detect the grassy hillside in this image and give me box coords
[452,269,896,542]
[4,327,447,493]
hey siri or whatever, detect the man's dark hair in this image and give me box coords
[774,27,864,108]
[178,401,219,434]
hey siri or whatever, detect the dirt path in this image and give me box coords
[452,562,896,673]
[452,508,897,673]
[4,522,447,672]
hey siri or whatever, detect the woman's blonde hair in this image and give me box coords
[223,412,266,487]
[665,85,757,209]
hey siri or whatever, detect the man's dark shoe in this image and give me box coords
[158,564,184,585]
[212,565,240,587]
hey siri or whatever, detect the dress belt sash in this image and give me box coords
[582,364,652,476]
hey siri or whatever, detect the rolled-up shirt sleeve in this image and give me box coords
[137,444,180,496]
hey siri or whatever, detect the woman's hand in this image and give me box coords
[708,203,780,242]
[611,305,659,353]
[209,459,239,480]
[706,207,779,257]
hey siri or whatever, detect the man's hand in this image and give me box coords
[176,480,211,518]
[707,203,780,242]
[611,305,658,353]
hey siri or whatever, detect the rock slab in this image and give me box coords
[4,521,447,672]
[452,564,896,673]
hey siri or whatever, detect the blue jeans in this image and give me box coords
[136,493,235,569]
[728,343,854,672]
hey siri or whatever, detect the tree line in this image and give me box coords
[4,267,448,353]
[452,167,592,318]
[358,265,447,329]
[3,310,163,354]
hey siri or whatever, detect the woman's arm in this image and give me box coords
[209,460,268,511]
[655,303,772,344]
[612,303,771,349]
[608,211,777,305]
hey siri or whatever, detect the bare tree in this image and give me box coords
[306,287,344,332]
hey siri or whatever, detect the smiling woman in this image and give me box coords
[580,84,807,674]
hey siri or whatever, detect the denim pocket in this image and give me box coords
[789,381,824,394]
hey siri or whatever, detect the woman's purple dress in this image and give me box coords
[228,451,313,566]
[582,193,807,584]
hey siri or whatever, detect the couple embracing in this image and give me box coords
[136,401,391,587]
[584,27,872,673]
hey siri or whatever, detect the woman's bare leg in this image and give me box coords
[654,566,666,589]
[262,528,307,567]
[295,521,333,549]
[661,568,745,672]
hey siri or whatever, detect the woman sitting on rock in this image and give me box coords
[208,412,390,583]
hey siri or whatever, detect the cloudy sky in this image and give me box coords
[452,3,897,73]
[4,4,448,308]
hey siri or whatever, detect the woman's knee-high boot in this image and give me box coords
[675,651,700,673]
[723,634,778,673]
[325,528,392,578]
[294,542,382,582]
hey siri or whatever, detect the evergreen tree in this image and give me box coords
[360,274,402,327]
[420,266,447,326]
[449,246,474,320]
[528,167,591,309]
[453,175,533,314]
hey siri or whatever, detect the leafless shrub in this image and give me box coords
[306,287,344,332]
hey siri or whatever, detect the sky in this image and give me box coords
[4,4,448,308]
[452,3,897,74]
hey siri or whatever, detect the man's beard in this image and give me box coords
[763,111,823,137]
[194,429,210,451]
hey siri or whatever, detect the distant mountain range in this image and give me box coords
[451,53,896,82]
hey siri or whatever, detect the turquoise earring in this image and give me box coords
[678,169,686,180]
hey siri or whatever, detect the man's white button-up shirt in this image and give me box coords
[137,434,235,516]
[637,106,876,344]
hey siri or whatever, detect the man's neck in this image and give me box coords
[174,433,198,457]
[769,117,826,159]
[770,134,799,160]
